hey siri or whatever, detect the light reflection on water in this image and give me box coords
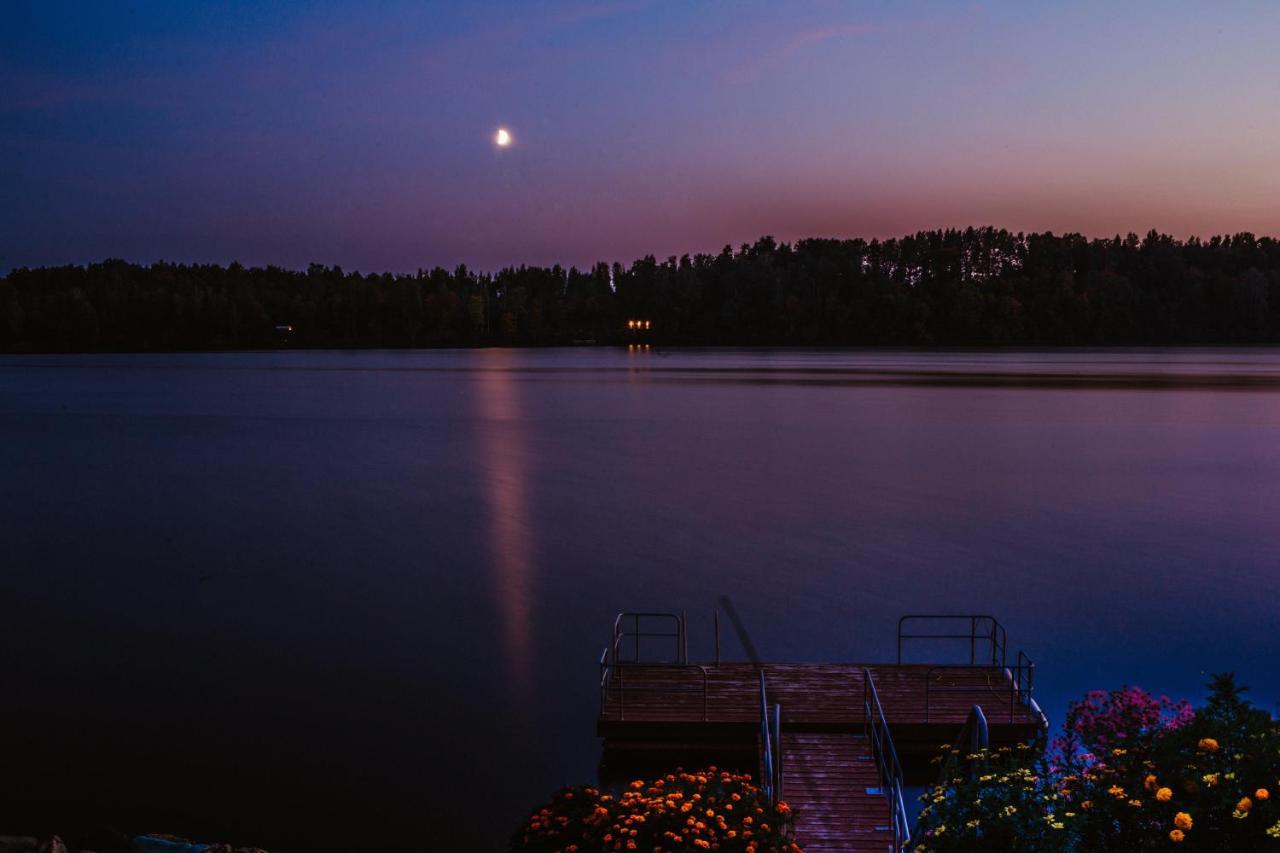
[474,350,536,699]
[0,347,1278,850]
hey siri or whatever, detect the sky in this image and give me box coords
[2,0,1279,274]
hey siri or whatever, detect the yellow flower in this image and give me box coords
[1108,785,1127,799]
[1174,812,1193,831]
[1198,737,1220,753]
[1170,829,1185,843]
[1156,787,1173,802]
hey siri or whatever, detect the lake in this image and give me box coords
[2,348,1278,850]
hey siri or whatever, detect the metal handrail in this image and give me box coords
[897,614,1006,666]
[924,704,989,820]
[757,672,784,805]
[958,704,990,753]
[611,611,687,665]
[759,671,774,803]
[773,702,782,803]
[600,655,710,721]
[863,669,910,849]
[922,660,1036,723]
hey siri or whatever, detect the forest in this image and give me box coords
[3,227,1280,351]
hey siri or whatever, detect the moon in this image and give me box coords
[495,127,512,147]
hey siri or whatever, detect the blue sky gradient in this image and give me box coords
[3,1,1278,273]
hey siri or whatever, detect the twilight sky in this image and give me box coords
[3,1,1279,274]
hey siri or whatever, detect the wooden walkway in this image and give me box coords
[595,613,1046,850]
[598,662,1041,740]
[780,733,893,852]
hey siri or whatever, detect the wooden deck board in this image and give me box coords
[599,662,1040,730]
[779,733,894,852]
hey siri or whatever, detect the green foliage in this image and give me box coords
[915,742,1068,850]
[4,228,1280,351]
[915,675,1280,851]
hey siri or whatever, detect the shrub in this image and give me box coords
[915,674,1280,851]
[512,767,799,852]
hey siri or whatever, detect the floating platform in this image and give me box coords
[596,613,1046,852]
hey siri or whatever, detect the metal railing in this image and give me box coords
[900,615,1043,727]
[611,611,688,664]
[922,658,1035,724]
[599,652,710,721]
[956,704,990,754]
[758,671,782,805]
[863,669,911,849]
[897,614,1007,666]
[599,611,710,721]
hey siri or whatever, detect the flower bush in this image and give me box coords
[915,741,1068,850]
[512,767,800,852]
[915,674,1280,851]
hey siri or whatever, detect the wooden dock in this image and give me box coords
[596,613,1046,851]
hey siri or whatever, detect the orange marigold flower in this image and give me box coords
[1197,738,1220,753]
[1170,829,1185,843]
[1144,774,1159,791]
[1156,787,1173,802]
[1257,788,1271,801]
[1174,812,1193,831]
[1237,797,1253,812]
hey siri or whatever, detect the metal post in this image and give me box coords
[773,703,783,801]
[681,609,688,664]
[714,609,720,665]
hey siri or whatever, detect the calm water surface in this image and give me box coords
[2,348,1278,850]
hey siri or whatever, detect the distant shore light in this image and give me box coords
[495,127,512,147]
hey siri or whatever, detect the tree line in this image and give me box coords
[3,227,1279,351]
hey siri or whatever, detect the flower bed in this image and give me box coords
[915,674,1280,851]
[511,767,799,852]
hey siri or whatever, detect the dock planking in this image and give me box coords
[596,613,1046,850]
[599,663,1041,736]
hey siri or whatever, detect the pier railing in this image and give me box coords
[863,669,911,849]
[922,657,1036,724]
[599,612,709,721]
[758,671,783,805]
[897,614,1007,666]
[611,611,687,664]
[900,615,1043,726]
